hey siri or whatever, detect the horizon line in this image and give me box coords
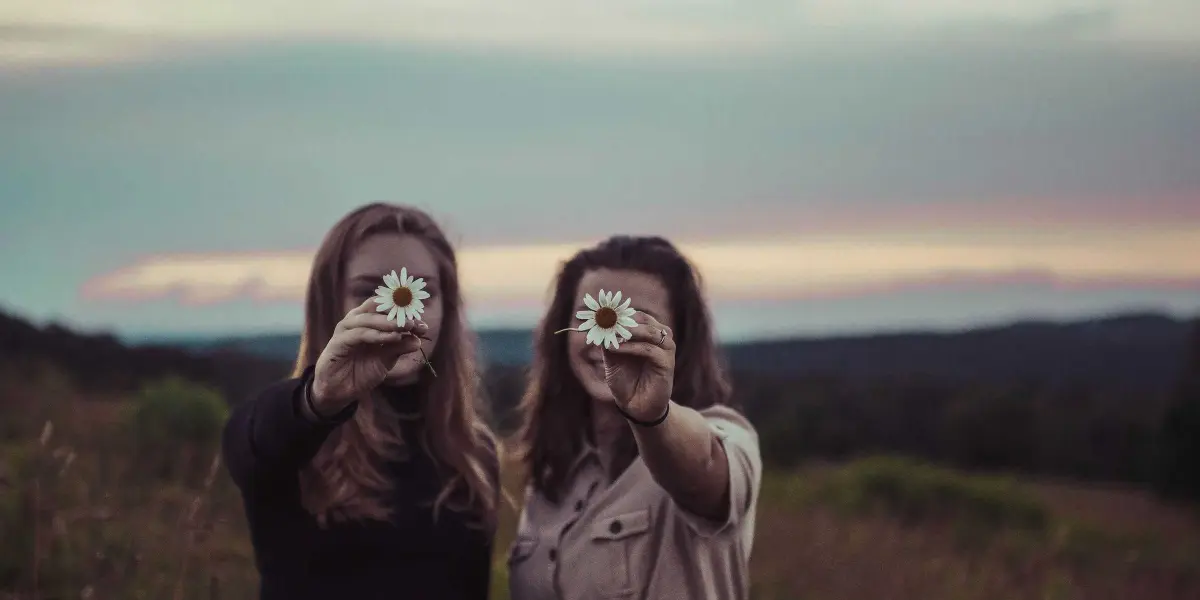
[108,306,1196,347]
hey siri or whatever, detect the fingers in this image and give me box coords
[381,332,424,358]
[339,311,428,337]
[341,297,403,332]
[605,340,673,369]
[623,312,673,347]
[339,327,411,348]
[339,328,424,359]
[347,296,382,317]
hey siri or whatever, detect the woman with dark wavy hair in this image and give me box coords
[508,235,762,600]
[222,203,499,600]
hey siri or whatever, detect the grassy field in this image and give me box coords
[3,377,1199,600]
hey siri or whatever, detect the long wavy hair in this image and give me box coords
[293,203,498,529]
[513,235,735,503]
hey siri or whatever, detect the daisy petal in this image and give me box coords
[618,316,637,328]
[384,271,399,288]
[615,324,631,340]
[414,290,431,300]
[578,319,597,331]
[604,331,619,349]
[576,310,596,320]
[586,325,604,345]
[612,291,622,306]
[387,306,399,321]
[376,286,392,296]
[409,279,426,291]
[400,267,408,285]
[376,302,392,312]
[618,297,632,311]
[373,295,391,305]
[583,293,600,311]
[412,299,425,311]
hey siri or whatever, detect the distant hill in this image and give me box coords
[143,329,537,367]
[0,310,291,403]
[6,307,1197,486]
[137,312,1194,394]
[724,313,1191,393]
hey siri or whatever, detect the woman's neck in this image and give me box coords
[381,383,422,416]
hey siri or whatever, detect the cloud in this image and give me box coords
[0,1,779,65]
[81,227,1200,307]
[788,269,1200,302]
[3,0,1200,66]
[0,24,162,67]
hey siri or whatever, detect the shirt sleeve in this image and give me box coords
[221,365,358,492]
[676,404,763,538]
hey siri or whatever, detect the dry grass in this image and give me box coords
[748,462,1200,600]
[4,386,1199,600]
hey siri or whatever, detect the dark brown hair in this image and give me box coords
[292,203,498,529]
[513,235,733,503]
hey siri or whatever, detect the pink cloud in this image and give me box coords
[735,192,1200,237]
[80,250,311,306]
[81,227,1200,310]
[733,269,1200,303]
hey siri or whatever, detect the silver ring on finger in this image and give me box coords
[656,329,667,346]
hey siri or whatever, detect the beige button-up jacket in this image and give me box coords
[507,405,762,600]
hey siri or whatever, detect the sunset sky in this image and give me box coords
[2,1,1199,341]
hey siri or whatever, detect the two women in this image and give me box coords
[223,204,761,600]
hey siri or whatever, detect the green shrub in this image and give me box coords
[812,456,1049,535]
[124,378,228,484]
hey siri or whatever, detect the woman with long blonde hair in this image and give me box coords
[223,203,499,600]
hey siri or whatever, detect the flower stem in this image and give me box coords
[418,346,437,377]
[553,327,582,335]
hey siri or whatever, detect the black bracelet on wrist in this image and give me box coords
[615,401,670,427]
[303,376,339,423]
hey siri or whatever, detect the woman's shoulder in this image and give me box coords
[696,403,757,435]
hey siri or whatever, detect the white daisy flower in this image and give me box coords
[556,289,638,349]
[373,267,430,323]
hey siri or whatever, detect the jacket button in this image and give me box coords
[609,520,622,535]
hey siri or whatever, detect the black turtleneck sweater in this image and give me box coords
[221,367,496,600]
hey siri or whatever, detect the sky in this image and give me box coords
[2,0,1199,341]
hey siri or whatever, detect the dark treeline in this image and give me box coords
[484,367,1165,482]
[5,308,1199,501]
[0,311,290,405]
[485,318,1200,500]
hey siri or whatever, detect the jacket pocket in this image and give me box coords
[589,508,653,598]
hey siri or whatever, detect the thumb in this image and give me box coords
[599,350,621,401]
[382,333,422,361]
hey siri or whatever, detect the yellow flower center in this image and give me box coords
[392,286,413,307]
[594,307,617,329]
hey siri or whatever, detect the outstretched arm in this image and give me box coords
[222,367,357,492]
